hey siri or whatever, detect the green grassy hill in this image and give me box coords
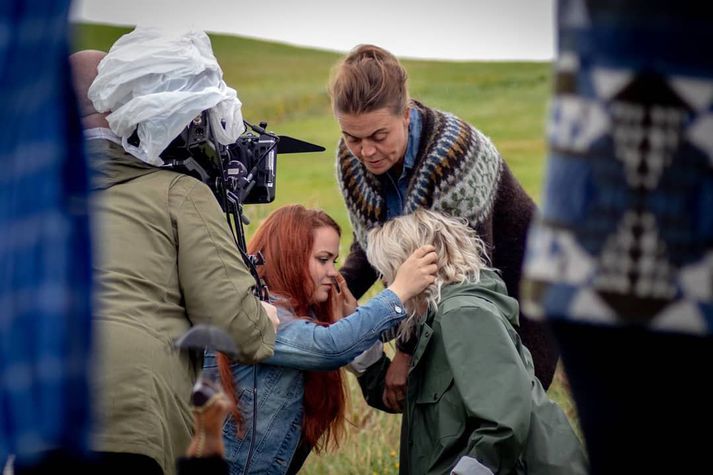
[72,23,573,475]
[72,23,551,231]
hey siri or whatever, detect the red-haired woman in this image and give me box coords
[202,204,437,474]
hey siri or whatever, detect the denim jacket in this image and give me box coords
[203,288,406,474]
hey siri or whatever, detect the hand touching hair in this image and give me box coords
[366,208,487,339]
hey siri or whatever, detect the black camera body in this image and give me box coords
[226,130,277,204]
[158,112,323,206]
[158,112,281,205]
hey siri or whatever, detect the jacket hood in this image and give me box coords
[439,268,520,328]
[86,138,161,191]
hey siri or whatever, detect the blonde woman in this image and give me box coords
[357,209,588,475]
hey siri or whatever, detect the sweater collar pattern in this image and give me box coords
[337,103,503,248]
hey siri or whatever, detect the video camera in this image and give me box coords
[157,111,324,205]
[152,111,325,297]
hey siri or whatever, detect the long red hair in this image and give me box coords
[217,205,347,452]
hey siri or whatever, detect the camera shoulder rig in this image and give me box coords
[155,111,325,300]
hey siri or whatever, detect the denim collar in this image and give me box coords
[404,107,422,172]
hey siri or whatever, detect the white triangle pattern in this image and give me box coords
[687,115,713,167]
[651,301,707,334]
[592,68,633,101]
[670,77,713,112]
[679,251,713,300]
[549,96,609,152]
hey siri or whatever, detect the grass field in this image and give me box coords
[72,23,579,474]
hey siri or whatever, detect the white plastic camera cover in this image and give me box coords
[88,26,245,166]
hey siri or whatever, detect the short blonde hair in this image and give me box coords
[366,208,487,338]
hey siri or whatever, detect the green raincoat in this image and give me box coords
[361,269,588,474]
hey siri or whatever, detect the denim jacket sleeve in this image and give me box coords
[264,289,406,371]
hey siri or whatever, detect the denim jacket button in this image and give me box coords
[394,305,403,313]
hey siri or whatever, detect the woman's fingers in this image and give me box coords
[335,273,348,293]
[388,246,439,302]
[413,244,436,257]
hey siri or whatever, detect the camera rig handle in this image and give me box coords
[214,168,270,301]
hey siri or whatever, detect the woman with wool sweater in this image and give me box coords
[327,44,560,407]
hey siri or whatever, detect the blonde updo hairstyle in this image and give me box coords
[328,44,410,116]
[366,208,488,338]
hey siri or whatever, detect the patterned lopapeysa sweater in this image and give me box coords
[338,101,502,251]
[336,101,559,389]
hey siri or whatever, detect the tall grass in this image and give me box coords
[72,23,577,474]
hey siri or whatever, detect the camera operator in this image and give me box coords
[69,30,279,475]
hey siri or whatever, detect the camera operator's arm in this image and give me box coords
[170,175,276,363]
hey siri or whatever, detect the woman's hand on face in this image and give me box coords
[387,245,438,303]
[332,273,359,319]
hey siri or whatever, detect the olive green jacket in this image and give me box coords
[87,138,275,475]
[360,269,587,474]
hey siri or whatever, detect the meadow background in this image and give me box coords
[73,23,579,474]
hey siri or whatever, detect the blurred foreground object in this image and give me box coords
[0,0,92,468]
[522,1,713,473]
[174,324,239,358]
[174,325,233,474]
[174,375,232,475]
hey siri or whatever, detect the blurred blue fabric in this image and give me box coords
[523,0,713,334]
[521,2,713,473]
[0,0,92,465]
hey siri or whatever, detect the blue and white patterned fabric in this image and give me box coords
[522,0,713,335]
[0,0,93,464]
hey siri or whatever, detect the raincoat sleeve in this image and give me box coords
[440,302,532,474]
[170,175,275,363]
